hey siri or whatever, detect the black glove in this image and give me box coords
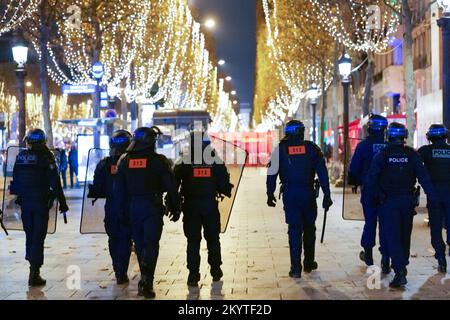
[267,194,277,207]
[322,194,333,211]
[168,210,181,222]
[59,202,69,213]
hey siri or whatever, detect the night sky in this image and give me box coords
[189,0,257,111]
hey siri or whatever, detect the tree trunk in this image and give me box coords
[332,40,339,161]
[362,54,374,117]
[320,65,327,150]
[403,0,416,146]
[39,3,53,147]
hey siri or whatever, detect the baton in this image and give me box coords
[63,212,68,224]
[320,208,328,244]
[0,217,8,236]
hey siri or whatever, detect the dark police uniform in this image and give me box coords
[267,135,331,276]
[366,144,437,282]
[349,133,389,263]
[114,130,180,298]
[174,138,232,285]
[418,140,450,263]
[91,155,132,282]
[11,144,67,285]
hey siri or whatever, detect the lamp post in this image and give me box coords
[437,0,450,130]
[338,50,352,169]
[11,31,29,147]
[92,61,104,148]
[308,83,319,143]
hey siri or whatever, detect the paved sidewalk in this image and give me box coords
[0,168,449,300]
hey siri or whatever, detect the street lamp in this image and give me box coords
[204,18,216,29]
[231,90,236,96]
[338,50,352,170]
[308,83,319,143]
[11,30,29,146]
[91,61,104,148]
[225,76,232,82]
[218,59,225,66]
[437,0,450,130]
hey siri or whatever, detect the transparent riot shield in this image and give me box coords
[80,148,110,234]
[0,146,60,234]
[209,136,248,233]
[342,137,365,221]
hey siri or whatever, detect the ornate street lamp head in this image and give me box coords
[438,0,450,15]
[338,50,352,83]
[307,83,319,103]
[11,31,28,70]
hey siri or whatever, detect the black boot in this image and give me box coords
[438,257,447,273]
[211,267,223,282]
[381,256,391,274]
[137,277,155,299]
[289,265,302,279]
[389,269,407,288]
[28,267,46,287]
[359,248,374,266]
[303,260,318,273]
[187,272,200,287]
[116,273,129,285]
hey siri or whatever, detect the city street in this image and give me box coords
[0,167,448,300]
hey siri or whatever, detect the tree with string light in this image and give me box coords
[0,0,40,35]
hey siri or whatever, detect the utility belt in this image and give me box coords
[379,188,418,205]
[278,181,317,199]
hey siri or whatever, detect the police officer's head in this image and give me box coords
[368,114,388,136]
[386,122,408,145]
[128,126,162,152]
[284,120,305,141]
[24,129,46,150]
[110,130,132,157]
[426,124,449,144]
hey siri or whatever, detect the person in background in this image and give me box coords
[59,146,68,189]
[68,144,79,188]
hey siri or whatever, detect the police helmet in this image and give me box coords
[386,122,408,144]
[110,130,132,149]
[426,124,449,141]
[368,114,388,133]
[24,129,46,146]
[132,126,162,145]
[285,120,305,138]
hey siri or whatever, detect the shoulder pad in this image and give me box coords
[116,153,129,168]
[156,153,173,168]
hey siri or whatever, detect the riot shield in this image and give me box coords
[342,137,365,221]
[0,146,60,234]
[209,136,248,233]
[80,148,110,234]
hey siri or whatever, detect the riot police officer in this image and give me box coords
[174,131,233,287]
[418,124,450,273]
[348,114,390,272]
[114,127,180,299]
[266,120,333,278]
[11,129,69,287]
[88,130,133,284]
[366,122,438,288]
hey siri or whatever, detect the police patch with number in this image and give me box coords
[288,146,306,155]
[129,159,147,169]
[193,167,212,178]
[110,165,118,174]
